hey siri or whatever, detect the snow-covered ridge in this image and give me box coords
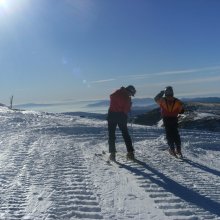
[0,106,220,219]
[134,102,220,132]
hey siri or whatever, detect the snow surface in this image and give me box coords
[0,106,220,220]
[194,112,218,120]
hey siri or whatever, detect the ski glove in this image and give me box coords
[154,90,164,102]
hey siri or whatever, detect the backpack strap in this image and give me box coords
[165,98,176,112]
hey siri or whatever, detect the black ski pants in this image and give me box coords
[163,117,181,151]
[107,112,134,153]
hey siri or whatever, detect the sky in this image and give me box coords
[0,0,220,107]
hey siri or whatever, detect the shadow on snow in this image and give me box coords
[115,159,220,217]
[184,158,220,178]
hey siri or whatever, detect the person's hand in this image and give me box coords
[160,90,165,96]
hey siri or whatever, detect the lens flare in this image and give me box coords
[0,0,9,12]
[0,0,28,16]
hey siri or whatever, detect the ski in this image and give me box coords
[160,148,186,161]
[94,151,124,165]
[168,151,185,162]
[95,151,137,165]
[94,152,113,165]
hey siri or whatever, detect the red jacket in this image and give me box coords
[109,87,131,114]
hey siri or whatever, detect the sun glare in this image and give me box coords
[0,0,9,11]
[0,0,29,18]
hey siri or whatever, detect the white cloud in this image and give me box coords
[138,75,220,88]
[86,66,220,86]
[123,66,220,80]
[90,79,116,84]
[173,76,220,85]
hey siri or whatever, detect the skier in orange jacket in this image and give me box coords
[154,86,184,157]
[107,85,136,161]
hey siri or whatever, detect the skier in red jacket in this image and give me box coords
[107,85,136,161]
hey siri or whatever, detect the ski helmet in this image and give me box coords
[126,85,136,96]
[164,86,174,97]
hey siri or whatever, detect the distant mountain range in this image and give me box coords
[11,97,220,132]
[62,100,220,132]
[15,103,58,108]
[86,98,155,108]
[182,97,220,103]
[87,97,220,108]
[14,97,220,110]
[134,101,220,132]
[60,97,220,132]
[86,97,220,117]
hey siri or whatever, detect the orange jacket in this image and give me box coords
[156,97,184,117]
[109,87,131,114]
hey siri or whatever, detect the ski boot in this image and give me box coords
[109,152,116,161]
[126,152,135,161]
[175,148,183,158]
[169,148,177,157]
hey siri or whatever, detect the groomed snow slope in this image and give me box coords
[0,106,220,220]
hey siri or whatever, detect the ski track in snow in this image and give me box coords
[0,107,220,219]
[0,110,103,220]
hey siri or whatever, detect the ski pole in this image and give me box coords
[129,110,134,147]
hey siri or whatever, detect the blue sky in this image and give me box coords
[0,0,220,106]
